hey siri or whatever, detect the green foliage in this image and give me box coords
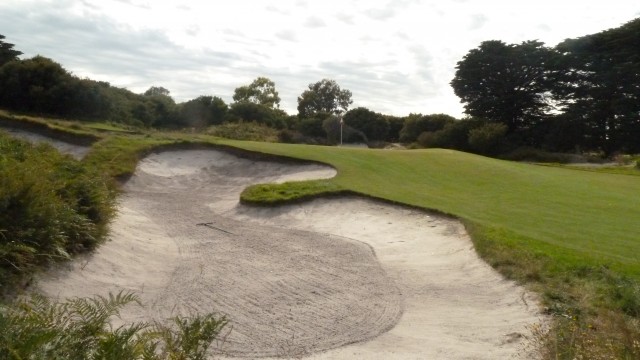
[343,107,389,141]
[298,112,330,138]
[227,102,287,129]
[451,40,558,136]
[467,122,507,155]
[232,77,281,109]
[0,34,22,66]
[297,79,353,118]
[556,18,640,154]
[0,133,114,291]
[399,113,457,143]
[0,291,227,360]
[417,118,480,151]
[178,96,227,128]
[206,122,279,142]
[383,115,404,142]
[322,115,342,144]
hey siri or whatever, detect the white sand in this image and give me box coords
[35,149,543,359]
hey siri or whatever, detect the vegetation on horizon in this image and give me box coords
[2,17,638,158]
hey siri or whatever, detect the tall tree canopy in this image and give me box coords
[451,40,558,138]
[232,77,280,109]
[555,18,640,153]
[144,86,171,97]
[297,79,353,118]
[0,34,22,66]
[179,96,228,128]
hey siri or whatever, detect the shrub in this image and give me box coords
[467,122,508,155]
[0,133,114,292]
[206,122,279,142]
[399,113,457,143]
[343,107,389,141]
[0,291,227,359]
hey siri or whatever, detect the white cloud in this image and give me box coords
[1,0,638,117]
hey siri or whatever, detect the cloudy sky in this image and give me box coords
[2,0,639,117]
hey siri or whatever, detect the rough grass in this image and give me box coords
[0,132,115,295]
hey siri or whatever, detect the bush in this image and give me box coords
[0,291,227,359]
[206,122,279,142]
[399,113,457,143]
[343,107,389,141]
[417,118,483,151]
[0,133,114,292]
[467,122,508,155]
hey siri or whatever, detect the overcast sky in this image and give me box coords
[2,0,639,117]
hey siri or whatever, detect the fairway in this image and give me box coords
[223,141,640,277]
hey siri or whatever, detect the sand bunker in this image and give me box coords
[35,149,542,359]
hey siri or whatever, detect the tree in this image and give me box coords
[232,77,281,109]
[451,40,558,140]
[555,18,640,154]
[399,113,457,143]
[144,86,171,97]
[179,96,228,128]
[343,107,389,141]
[297,79,353,118]
[227,101,287,129]
[0,34,22,66]
[0,56,74,114]
[467,122,508,155]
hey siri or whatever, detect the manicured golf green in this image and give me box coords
[223,140,640,278]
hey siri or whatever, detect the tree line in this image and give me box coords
[1,17,638,155]
[0,38,437,145]
[451,17,640,155]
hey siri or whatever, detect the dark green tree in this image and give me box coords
[0,56,74,114]
[232,77,281,109]
[227,101,287,128]
[297,79,353,118]
[0,34,22,66]
[399,113,457,143]
[451,40,558,140]
[343,107,389,141]
[179,96,228,128]
[555,18,640,154]
[144,86,171,97]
